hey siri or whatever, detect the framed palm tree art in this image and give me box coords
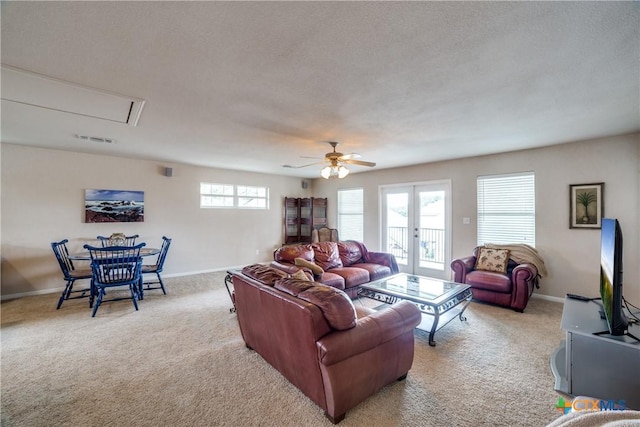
[569,183,604,229]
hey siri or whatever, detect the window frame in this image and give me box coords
[200,183,269,209]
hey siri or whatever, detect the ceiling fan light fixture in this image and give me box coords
[321,164,350,179]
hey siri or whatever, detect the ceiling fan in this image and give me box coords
[283,141,376,179]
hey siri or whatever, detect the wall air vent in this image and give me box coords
[1,65,145,126]
[76,134,115,144]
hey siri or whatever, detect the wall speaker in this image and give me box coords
[164,167,173,177]
[301,179,309,189]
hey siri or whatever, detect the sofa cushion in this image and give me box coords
[298,285,357,331]
[317,272,346,290]
[326,267,370,288]
[337,241,364,266]
[465,270,512,293]
[274,244,315,263]
[312,242,343,270]
[275,277,316,295]
[475,247,510,274]
[241,264,288,286]
[351,263,391,281]
[294,257,324,276]
[275,278,356,330]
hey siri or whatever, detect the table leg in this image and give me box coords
[457,294,473,322]
[428,311,440,347]
[224,272,236,313]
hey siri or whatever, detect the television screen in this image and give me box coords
[599,218,627,336]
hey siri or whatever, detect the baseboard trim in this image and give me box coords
[2,267,568,303]
[0,265,248,301]
[531,293,565,304]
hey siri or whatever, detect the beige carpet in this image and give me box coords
[1,272,567,426]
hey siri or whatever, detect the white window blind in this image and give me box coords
[477,172,535,246]
[338,188,363,241]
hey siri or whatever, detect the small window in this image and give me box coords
[477,172,535,246]
[338,188,364,241]
[237,186,269,209]
[200,183,269,209]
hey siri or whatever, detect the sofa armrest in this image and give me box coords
[450,256,476,283]
[316,300,421,366]
[365,251,400,274]
[511,264,538,302]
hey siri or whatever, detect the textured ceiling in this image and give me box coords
[1,1,639,178]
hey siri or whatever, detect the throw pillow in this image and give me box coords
[290,269,311,281]
[294,257,324,276]
[475,247,510,274]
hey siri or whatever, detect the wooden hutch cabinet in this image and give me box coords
[283,197,327,244]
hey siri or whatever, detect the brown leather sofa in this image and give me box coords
[271,240,399,299]
[231,264,421,424]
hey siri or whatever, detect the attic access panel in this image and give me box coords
[1,65,145,126]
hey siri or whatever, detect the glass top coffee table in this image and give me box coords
[358,273,473,346]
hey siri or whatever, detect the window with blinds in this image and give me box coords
[338,188,364,242]
[477,172,535,246]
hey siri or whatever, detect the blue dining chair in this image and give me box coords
[140,236,172,298]
[51,239,93,309]
[97,234,140,247]
[84,243,145,317]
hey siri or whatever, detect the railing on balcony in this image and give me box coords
[387,226,445,266]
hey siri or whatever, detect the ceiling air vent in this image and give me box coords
[76,134,115,144]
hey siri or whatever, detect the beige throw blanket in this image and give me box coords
[484,243,548,277]
[546,410,640,427]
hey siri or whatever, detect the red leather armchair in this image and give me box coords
[450,246,539,312]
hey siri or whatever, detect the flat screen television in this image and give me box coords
[599,218,628,336]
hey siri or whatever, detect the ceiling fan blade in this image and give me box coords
[339,153,362,160]
[344,159,376,167]
[300,156,324,160]
[282,161,323,169]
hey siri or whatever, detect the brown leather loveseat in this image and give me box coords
[231,264,421,424]
[271,240,399,299]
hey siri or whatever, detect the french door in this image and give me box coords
[381,181,451,279]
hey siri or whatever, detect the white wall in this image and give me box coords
[1,144,309,297]
[2,134,639,305]
[312,133,640,303]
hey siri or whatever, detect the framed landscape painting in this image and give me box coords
[569,183,603,229]
[85,189,144,223]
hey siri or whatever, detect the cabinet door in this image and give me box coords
[299,198,312,241]
[284,197,300,244]
[312,198,328,229]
